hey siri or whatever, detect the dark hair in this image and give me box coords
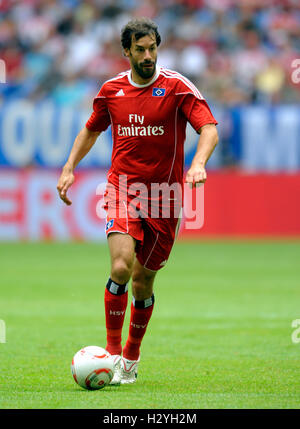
[121,18,161,50]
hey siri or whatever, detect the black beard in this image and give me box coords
[133,61,156,79]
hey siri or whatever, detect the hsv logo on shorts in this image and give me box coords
[152,87,166,97]
[106,219,114,231]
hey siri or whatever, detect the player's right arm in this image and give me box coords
[57,86,110,206]
[57,127,101,205]
[57,83,111,205]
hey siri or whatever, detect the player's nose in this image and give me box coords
[144,49,152,60]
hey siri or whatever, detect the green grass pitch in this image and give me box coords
[0,240,300,409]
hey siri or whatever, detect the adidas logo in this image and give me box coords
[115,89,124,96]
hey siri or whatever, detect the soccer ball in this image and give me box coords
[71,346,114,390]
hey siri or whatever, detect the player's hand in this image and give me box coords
[57,166,75,205]
[185,164,207,188]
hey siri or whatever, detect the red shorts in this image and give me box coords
[103,184,181,271]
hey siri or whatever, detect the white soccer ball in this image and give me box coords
[71,346,114,390]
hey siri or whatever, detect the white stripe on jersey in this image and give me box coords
[174,92,196,95]
[160,67,203,98]
[95,71,129,98]
[167,106,178,184]
[160,70,202,99]
[103,70,129,86]
[160,71,203,99]
[159,67,204,100]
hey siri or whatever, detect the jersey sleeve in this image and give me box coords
[85,86,111,132]
[180,95,218,132]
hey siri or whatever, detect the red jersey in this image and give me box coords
[86,66,217,188]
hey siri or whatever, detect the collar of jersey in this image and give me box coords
[127,66,160,88]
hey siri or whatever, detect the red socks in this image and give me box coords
[104,279,128,355]
[104,278,155,360]
[123,295,155,361]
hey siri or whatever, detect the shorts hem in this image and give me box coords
[106,229,141,244]
[135,253,163,272]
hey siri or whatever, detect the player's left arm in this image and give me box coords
[185,123,219,187]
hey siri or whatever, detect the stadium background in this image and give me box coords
[1,0,300,240]
[1,0,300,410]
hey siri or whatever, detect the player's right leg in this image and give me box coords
[108,232,136,285]
[102,186,144,383]
[105,232,135,357]
[117,259,156,384]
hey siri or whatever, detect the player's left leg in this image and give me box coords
[115,259,156,384]
[122,258,156,360]
[114,215,179,384]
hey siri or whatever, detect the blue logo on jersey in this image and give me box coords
[152,88,166,97]
[106,219,114,231]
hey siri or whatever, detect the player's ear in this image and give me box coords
[124,48,130,58]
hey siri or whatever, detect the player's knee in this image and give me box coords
[132,271,155,300]
[132,281,153,301]
[132,270,151,285]
[111,258,132,284]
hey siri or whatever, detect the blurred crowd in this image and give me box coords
[0,0,300,107]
